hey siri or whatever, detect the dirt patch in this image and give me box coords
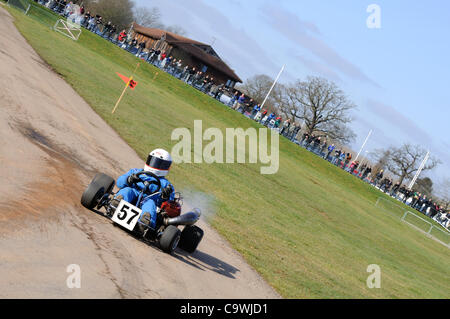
[0,121,87,230]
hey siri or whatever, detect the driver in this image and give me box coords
[113,148,175,230]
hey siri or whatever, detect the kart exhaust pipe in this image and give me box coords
[166,211,200,226]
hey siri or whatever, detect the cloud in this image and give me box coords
[259,5,380,87]
[147,0,282,80]
[366,99,433,145]
[365,99,450,174]
[295,55,343,83]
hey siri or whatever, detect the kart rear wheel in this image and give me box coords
[81,173,115,209]
[178,225,204,253]
[159,225,181,254]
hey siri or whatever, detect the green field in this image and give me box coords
[7,7,450,298]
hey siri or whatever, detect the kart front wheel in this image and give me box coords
[92,173,115,194]
[81,173,115,209]
[159,226,181,254]
[179,225,204,253]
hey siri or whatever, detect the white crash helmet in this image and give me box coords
[144,148,172,177]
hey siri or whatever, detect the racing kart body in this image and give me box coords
[80,172,204,254]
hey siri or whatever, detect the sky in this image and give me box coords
[135,0,449,192]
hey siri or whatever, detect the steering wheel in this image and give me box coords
[133,171,162,194]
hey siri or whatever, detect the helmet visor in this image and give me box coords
[146,154,171,170]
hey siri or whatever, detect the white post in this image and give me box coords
[128,22,134,36]
[408,151,430,190]
[354,129,372,162]
[260,64,285,109]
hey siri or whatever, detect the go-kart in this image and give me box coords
[80,171,204,254]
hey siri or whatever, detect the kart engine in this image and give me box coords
[161,200,181,218]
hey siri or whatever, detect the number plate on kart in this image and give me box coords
[111,200,142,231]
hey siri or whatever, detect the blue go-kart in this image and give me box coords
[80,171,204,254]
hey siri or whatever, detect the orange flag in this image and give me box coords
[116,72,138,90]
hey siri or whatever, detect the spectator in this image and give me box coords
[344,152,352,170]
[136,40,146,57]
[390,181,400,197]
[338,151,346,167]
[259,109,268,123]
[118,29,127,42]
[320,140,328,155]
[274,116,282,129]
[374,169,384,186]
[242,98,253,114]
[95,15,103,35]
[265,112,275,126]
[216,84,225,100]
[325,144,335,160]
[228,91,239,107]
[280,119,291,136]
[251,104,261,119]
[234,93,245,111]
[361,166,371,180]
[291,124,301,141]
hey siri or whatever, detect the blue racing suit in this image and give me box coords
[115,168,174,229]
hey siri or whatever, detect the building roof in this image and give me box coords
[133,23,242,83]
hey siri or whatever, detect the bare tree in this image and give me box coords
[133,6,164,28]
[86,0,135,30]
[166,25,188,36]
[383,144,440,186]
[414,177,433,197]
[238,74,277,106]
[286,76,356,144]
[369,148,392,175]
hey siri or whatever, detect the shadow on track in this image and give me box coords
[174,249,240,279]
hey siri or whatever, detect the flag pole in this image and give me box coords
[354,129,372,162]
[112,62,140,114]
[260,64,285,109]
[408,151,430,190]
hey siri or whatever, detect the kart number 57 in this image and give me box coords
[111,200,142,231]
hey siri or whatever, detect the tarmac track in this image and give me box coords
[0,6,279,299]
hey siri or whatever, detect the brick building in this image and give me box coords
[132,23,242,88]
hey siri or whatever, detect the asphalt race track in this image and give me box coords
[0,7,279,299]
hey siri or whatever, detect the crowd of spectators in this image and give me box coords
[32,0,450,231]
[374,177,449,229]
[270,128,449,230]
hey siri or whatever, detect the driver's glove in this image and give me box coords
[161,185,173,200]
[127,174,140,185]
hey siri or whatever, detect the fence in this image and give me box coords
[26,2,60,28]
[376,197,449,248]
[6,0,30,12]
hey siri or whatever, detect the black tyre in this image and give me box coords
[178,225,204,253]
[81,173,115,209]
[91,173,115,194]
[159,225,181,254]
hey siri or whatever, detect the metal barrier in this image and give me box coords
[6,0,30,12]
[401,211,449,247]
[53,19,81,40]
[375,197,449,248]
